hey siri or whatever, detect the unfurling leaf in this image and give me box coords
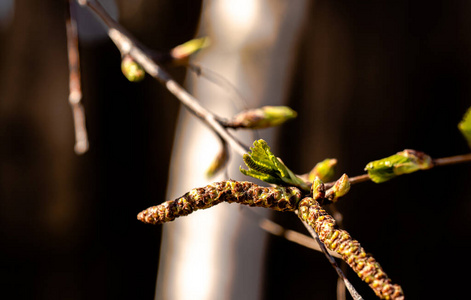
[230,106,297,129]
[240,140,309,191]
[121,55,145,82]
[458,106,471,148]
[308,158,337,182]
[365,150,433,183]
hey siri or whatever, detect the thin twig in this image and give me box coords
[66,0,89,154]
[78,0,249,156]
[299,214,364,300]
[188,63,249,111]
[337,275,346,300]
[324,173,370,189]
[433,153,471,167]
[257,215,342,259]
[322,153,471,189]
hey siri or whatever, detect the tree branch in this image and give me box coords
[433,153,471,167]
[323,153,471,189]
[78,0,249,156]
[66,0,89,154]
[257,214,342,259]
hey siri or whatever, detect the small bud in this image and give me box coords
[311,177,325,201]
[365,149,433,183]
[332,174,350,197]
[231,106,297,129]
[325,174,350,203]
[206,145,229,178]
[170,37,210,65]
[308,158,337,182]
[121,55,145,82]
[458,106,471,149]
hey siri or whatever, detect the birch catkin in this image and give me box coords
[138,179,404,299]
[298,194,404,299]
[137,180,302,224]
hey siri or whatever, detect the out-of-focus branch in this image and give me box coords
[77,1,332,261]
[77,0,249,156]
[258,215,341,259]
[188,63,249,111]
[66,0,88,154]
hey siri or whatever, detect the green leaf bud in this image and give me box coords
[311,177,325,201]
[365,150,433,183]
[458,106,471,149]
[170,37,210,65]
[121,55,145,82]
[325,174,350,203]
[308,158,337,182]
[230,106,297,129]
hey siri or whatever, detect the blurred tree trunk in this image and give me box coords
[1,1,471,299]
[156,1,309,299]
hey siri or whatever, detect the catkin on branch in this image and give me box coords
[138,180,302,224]
[298,197,404,300]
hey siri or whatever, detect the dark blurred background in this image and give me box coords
[1,0,470,299]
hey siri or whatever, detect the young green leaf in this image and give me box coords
[458,106,471,148]
[240,140,309,191]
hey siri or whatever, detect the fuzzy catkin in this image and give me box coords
[298,197,404,300]
[137,180,302,224]
[138,179,404,299]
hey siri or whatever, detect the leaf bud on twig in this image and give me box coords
[229,106,297,129]
[365,149,433,183]
[170,37,210,65]
[206,142,229,178]
[458,106,471,149]
[121,54,145,82]
[325,174,350,203]
[308,158,337,182]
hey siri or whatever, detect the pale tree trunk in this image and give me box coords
[155,1,309,299]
